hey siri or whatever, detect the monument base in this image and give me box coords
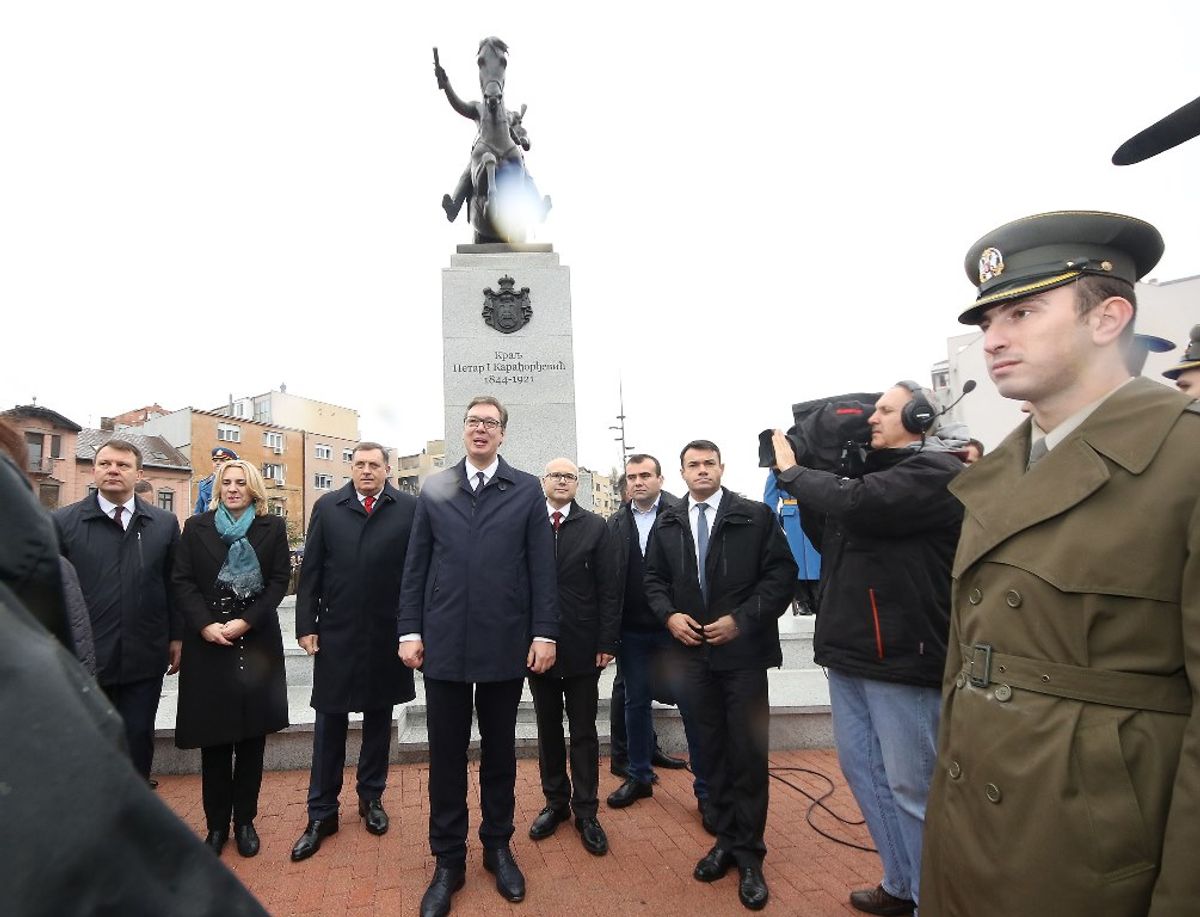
[442,246,586,505]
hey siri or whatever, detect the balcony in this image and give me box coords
[27,456,57,475]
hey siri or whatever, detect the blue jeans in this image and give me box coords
[618,627,708,798]
[828,669,940,908]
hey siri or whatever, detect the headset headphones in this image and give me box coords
[897,380,938,434]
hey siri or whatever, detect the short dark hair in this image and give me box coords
[353,441,390,464]
[616,473,628,497]
[1076,276,1136,344]
[680,439,721,465]
[96,438,143,469]
[967,438,985,456]
[465,395,508,429]
[624,453,662,476]
[134,480,154,495]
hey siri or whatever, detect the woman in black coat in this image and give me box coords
[173,460,289,858]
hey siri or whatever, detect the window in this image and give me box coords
[217,423,241,443]
[157,490,175,513]
[50,435,62,459]
[38,483,60,509]
[342,448,354,463]
[268,501,286,517]
[342,475,351,486]
[25,432,43,470]
[315,444,332,460]
[262,462,284,484]
[254,397,271,424]
[314,473,333,490]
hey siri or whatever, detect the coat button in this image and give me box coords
[985,783,1002,803]
[1005,590,1022,608]
[994,684,1012,702]
[968,587,983,605]
[949,761,962,779]
[955,673,967,689]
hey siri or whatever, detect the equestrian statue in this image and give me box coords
[433,39,552,244]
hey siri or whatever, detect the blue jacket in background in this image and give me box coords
[764,471,821,582]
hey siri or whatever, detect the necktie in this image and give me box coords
[1028,438,1048,471]
[364,495,376,514]
[113,505,124,530]
[696,502,710,601]
[474,471,486,492]
[552,510,562,532]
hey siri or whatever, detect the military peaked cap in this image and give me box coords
[1163,325,1200,380]
[960,211,1164,324]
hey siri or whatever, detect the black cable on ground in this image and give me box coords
[768,765,877,854]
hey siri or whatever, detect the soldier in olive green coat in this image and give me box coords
[921,211,1200,917]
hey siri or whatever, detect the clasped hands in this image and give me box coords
[201,619,250,646]
[396,639,565,675]
[667,612,739,646]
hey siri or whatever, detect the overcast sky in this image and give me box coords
[4,2,1198,497]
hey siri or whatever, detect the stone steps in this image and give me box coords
[152,600,830,774]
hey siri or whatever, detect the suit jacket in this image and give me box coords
[543,500,620,677]
[172,511,289,748]
[397,456,559,682]
[922,378,1200,917]
[296,482,417,712]
[644,487,797,671]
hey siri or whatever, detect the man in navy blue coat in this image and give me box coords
[398,396,558,917]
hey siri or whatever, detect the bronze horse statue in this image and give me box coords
[434,39,551,244]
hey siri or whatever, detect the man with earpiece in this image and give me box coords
[770,382,965,917]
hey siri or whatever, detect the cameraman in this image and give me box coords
[770,382,963,917]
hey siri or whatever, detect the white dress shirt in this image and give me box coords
[546,500,572,520]
[688,488,723,572]
[630,497,660,556]
[97,493,136,530]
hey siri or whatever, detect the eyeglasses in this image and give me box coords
[464,416,502,431]
[544,471,578,482]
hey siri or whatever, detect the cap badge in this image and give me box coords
[979,247,1005,284]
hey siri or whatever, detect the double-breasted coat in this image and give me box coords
[296,482,417,712]
[397,456,559,683]
[172,512,290,749]
[921,379,1200,917]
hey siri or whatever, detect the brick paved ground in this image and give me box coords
[157,749,881,916]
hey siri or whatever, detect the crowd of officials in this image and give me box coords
[1,209,1199,917]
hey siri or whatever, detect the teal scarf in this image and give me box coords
[214,504,264,599]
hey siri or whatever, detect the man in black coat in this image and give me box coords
[53,439,182,781]
[290,443,418,860]
[606,454,705,820]
[644,440,797,912]
[398,396,558,917]
[527,457,619,856]
[771,382,964,916]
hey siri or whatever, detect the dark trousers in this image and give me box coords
[200,735,267,830]
[681,654,770,867]
[619,628,708,796]
[307,707,394,820]
[424,676,524,865]
[102,675,164,779]
[529,670,601,818]
[610,660,663,768]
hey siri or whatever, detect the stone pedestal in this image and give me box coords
[442,244,582,493]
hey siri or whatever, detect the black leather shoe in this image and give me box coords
[693,845,735,882]
[575,816,609,856]
[739,864,769,910]
[698,798,717,836]
[234,822,260,857]
[482,847,526,902]
[529,805,569,840]
[652,748,688,769]
[849,884,915,916]
[420,863,466,917]
[606,778,653,808]
[204,828,228,855]
[358,798,389,836]
[289,816,339,862]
